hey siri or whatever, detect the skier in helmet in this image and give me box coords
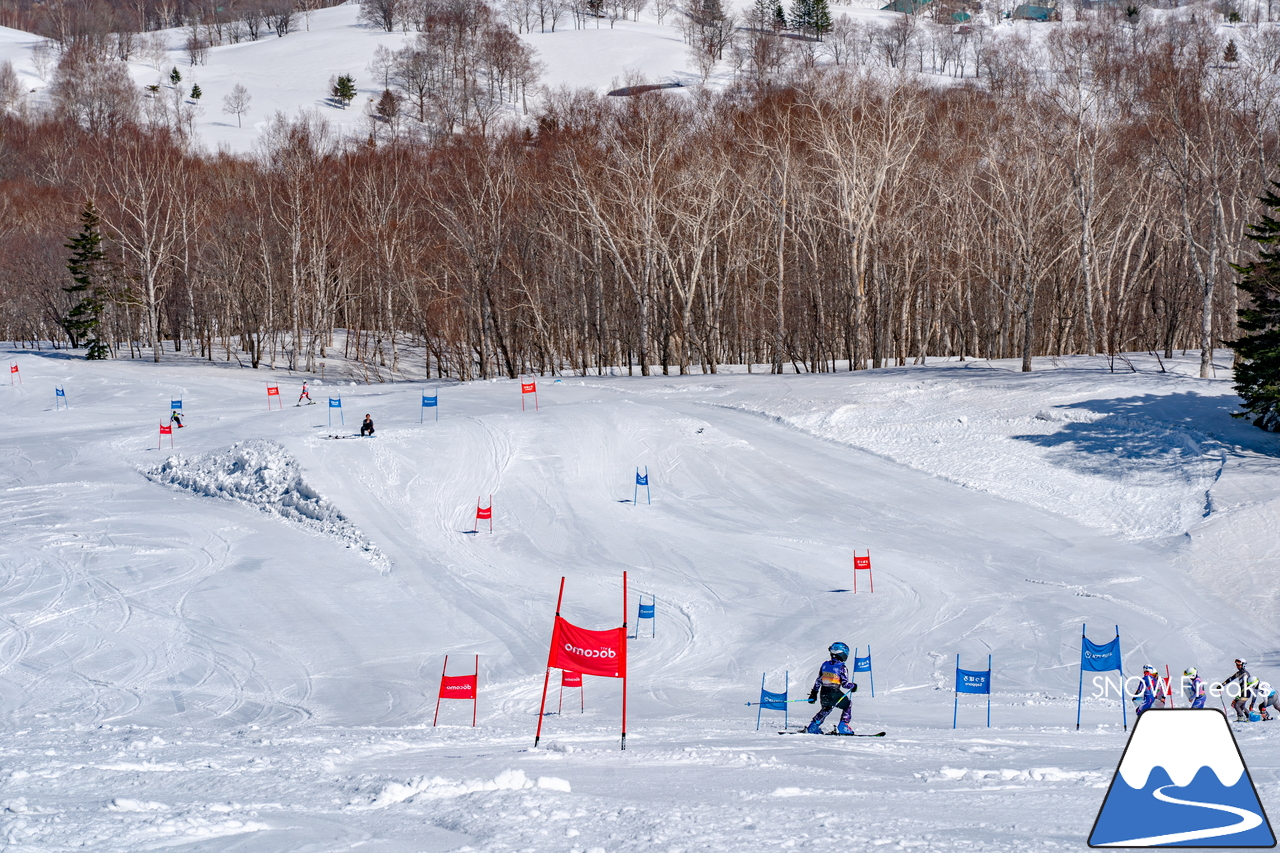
[1218,659,1251,720]
[1237,676,1264,721]
[1182,667,1206,709]
[1253,681,1279,721]
[806,642,858,734]
[1132,665,1166,716]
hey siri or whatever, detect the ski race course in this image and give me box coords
[2,348,1279,851]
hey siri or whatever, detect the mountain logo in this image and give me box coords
[1089,709,1276,847]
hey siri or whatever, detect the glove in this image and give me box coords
[850,683,858,693]
[807,691,817,704]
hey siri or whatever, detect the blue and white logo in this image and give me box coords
[1089,709,1275,847]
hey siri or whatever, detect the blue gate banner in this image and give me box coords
[329,398,342,407]
[171,399,182,409]
[422,395,437,407]
[636,472,648,486]
[1082,636,1122,672]
[638,603,655,619]
[759,689,787,711]
[55,388,65,396]
[853,655,871,673]
[956,668,991,695]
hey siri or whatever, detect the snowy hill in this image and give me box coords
[3,347,1280,850]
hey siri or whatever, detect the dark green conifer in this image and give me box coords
[1230,181,1280,430]
[62,202,110,360]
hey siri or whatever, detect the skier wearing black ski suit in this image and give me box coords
[807,642,857,734]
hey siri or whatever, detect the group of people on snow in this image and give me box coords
[1133,658,1278,722]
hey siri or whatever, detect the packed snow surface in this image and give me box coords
[2,348,1280,851]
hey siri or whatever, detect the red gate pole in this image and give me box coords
[621,570,628,751]
[558,677,564,715]
[489,495,493,533]
[533,577,566,748]
[473,654,479,727]
[581,679,585,713]
[433,655,448,727]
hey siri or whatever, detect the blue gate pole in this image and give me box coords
[869,646,875,697]
[987,654,992,728]
[634,468,639,506]
[1118,626,1127,732]
[645,466,651,505]
[651,595,656,638]
[1077,623,1086,731]
[953,653,960,729]
[757,673,765,731]
[784,670,789,729]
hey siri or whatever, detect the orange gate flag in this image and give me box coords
[535,574,628,750]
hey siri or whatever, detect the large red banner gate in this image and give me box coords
[559,670,584,714]
[473,496,493,533]
[521,379,538,411]
[433,654,479,726]
[535,574,627,749]
[158,423,173,449]
[853,550,874,593]
[266,384,281,410]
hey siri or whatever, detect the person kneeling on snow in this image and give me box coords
[806,642,857,734]
[360,414,375,436]
[1252,681,1278,721]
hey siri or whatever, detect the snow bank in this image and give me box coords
[145,439,387,569]
[364,769,571,809]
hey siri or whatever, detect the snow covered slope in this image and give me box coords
[1,347,1278,851]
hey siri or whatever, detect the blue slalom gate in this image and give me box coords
[171,398,182,411]
[748,672,789,730]
[636,595,655,637]
[55,387,68,410]
[954,654,992,728]
[328,397,343,428]
[1077,623,1125,731]
[421,389,438,423]
[853,647,874,697]
[634,467,650,505]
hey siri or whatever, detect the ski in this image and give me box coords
[778,730,885,737]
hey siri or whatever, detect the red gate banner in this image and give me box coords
[434,654,478,727]
[158,423,173,449]
[266,385,281,410]
[9,363,18,385]
[473,496,493,533]
[535,574,628,750]
[559,670,584,714]
[561,671,582,688]
[521,380,538,411]
[853,550,874,593]
[548,618,625,678]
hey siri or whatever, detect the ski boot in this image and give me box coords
[805,720,824,734]
[836,722,855,735]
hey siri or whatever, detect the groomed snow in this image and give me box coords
[2,347,1279,851]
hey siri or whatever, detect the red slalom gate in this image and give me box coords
[159,423,173,449]
[433,654,479,727]
[559,671,584,715]
[473,496,493,533]
[853,550,874,593]
[521,379,538,412]
[535,573,628,749]
[266,384,281,410]
[9,363,19,385]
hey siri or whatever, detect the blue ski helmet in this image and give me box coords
[829,642,850,662]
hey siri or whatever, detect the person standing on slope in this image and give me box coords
[1132,665,1166,716]
[806,642,857,734]
[1182,668,1207,709]
[1218,659,1251,720]
[360,414,375,437]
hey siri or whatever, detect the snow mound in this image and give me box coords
[145,440,387,570]
[363,769,571,809]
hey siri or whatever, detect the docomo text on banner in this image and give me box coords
[563,643,617,659]
[1090,675,1248,699]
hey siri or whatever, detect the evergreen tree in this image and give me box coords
[190,83,202,101]
[1224,39,1239,65]
[62,202,110,360]
[773,0,787,29]
[789,0,813,31]
[1230,182,1280,431]
[812,0,832,36]
[169,66,182,86]
[332,73,357,109]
